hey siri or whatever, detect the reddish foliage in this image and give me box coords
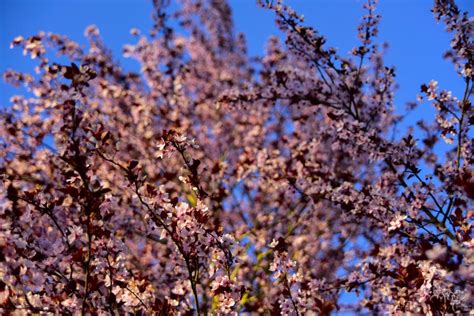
[0,0,472,314]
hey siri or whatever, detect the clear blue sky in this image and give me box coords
[1,0,472,116]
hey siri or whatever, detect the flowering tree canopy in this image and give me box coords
[1,0,473,314]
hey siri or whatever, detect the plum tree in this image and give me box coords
[1,0,472,314]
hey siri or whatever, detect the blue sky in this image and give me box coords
[1,0,472,117]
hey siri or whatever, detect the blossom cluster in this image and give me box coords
[1,0,472,314]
